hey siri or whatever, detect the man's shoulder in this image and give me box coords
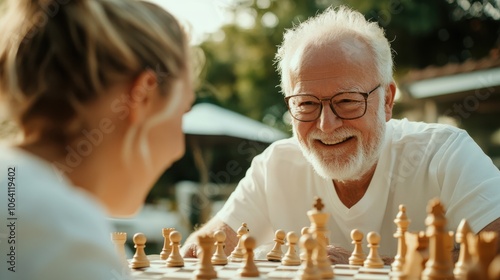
[261,137,303,158]
[387,118,465,143]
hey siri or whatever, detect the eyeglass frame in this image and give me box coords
[284,84,381,122]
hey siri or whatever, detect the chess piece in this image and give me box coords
[300,227,310,261]
[363,231,384,268]
[282,231,301,266]
[160,228,174,260]
[488,255,500,280]
[238,235,260,277]
[166,230,184,267]
[348,229,365,266]
[267,229,286,261]
[211,230,228,265]
[454,219,473,279]
[392,204,410,272]
[467,231,499,280]
[421,198,454,280]
[307,197,334,278]
[402,231,429,280]
[297,233,320,280]
[194,234,217,279]
[111,232,128,267]
[229,222,249,262]
[130,233,150,269]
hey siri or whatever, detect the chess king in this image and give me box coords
[181,5,500,263]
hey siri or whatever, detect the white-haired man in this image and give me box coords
[182,6,500,263]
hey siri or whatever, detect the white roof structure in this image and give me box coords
[182,103,288,143]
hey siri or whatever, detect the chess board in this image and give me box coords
[130,255,392,279]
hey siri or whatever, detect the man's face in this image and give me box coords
[287,36,393,182]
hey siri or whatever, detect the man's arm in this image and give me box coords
[181,217,238,258]
[478,217,500,254]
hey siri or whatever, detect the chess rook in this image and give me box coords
[111,232,128,267]
[130,233,150,269]
[194,235,217,279]
[160,228,174,260]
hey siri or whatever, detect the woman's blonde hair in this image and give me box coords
[0,0,188,144]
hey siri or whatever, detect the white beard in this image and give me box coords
[295,106,386,182]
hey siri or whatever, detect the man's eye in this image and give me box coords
[299,101,319,106]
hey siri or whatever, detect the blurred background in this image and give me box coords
[1,0,499,254]
[118,0,500,254]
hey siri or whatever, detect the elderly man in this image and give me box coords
[182,6,500,263]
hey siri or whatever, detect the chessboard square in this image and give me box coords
[358,266,391,275]
[334,264,363,270]
[267,269,298,278]
[334,268,359,277]
[354,273,390,280]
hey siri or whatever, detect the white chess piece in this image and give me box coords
[166,231,184,267]
[211,230,228,265]
[282,231,301,266]
[130,233,150,269]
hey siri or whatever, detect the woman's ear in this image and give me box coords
[126,70,158,125]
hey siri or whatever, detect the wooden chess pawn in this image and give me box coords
[454,219,473,279]
[363,231,384,269]
[111,232,128,267]
[166,231,184,267]
[300,227,309,261]
[160,228,174,260]
[211,230,228,265]
[238,235,260,277]
[348,229,365,266]
[282,231,301,266]
[130,233,150,269]
[194,235,217,280]
[229,222,249,262]
[392,204,410,272]
[297,234,320,280]
[267,229,286,261]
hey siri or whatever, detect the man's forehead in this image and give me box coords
[289,35,371,72]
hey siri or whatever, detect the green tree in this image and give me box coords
[197,0,499,129]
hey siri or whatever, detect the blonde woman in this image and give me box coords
[0,0,194,279]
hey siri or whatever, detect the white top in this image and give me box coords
[216,118,500,256]
[0,146,130,280]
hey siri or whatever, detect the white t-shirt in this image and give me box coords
[216,118,500,256]
[0,146,130,280]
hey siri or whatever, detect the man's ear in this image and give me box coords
[126,70,158,125]
[384,82,397,121]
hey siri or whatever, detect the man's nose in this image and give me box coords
[317,102,343,132]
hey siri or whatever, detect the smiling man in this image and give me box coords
[182,6,500,263]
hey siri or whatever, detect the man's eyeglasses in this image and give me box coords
[284,84,381,122]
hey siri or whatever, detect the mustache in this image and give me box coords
[307,127,360,141]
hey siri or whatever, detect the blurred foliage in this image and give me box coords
[196,0,499,131]
[156,0,500,198]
